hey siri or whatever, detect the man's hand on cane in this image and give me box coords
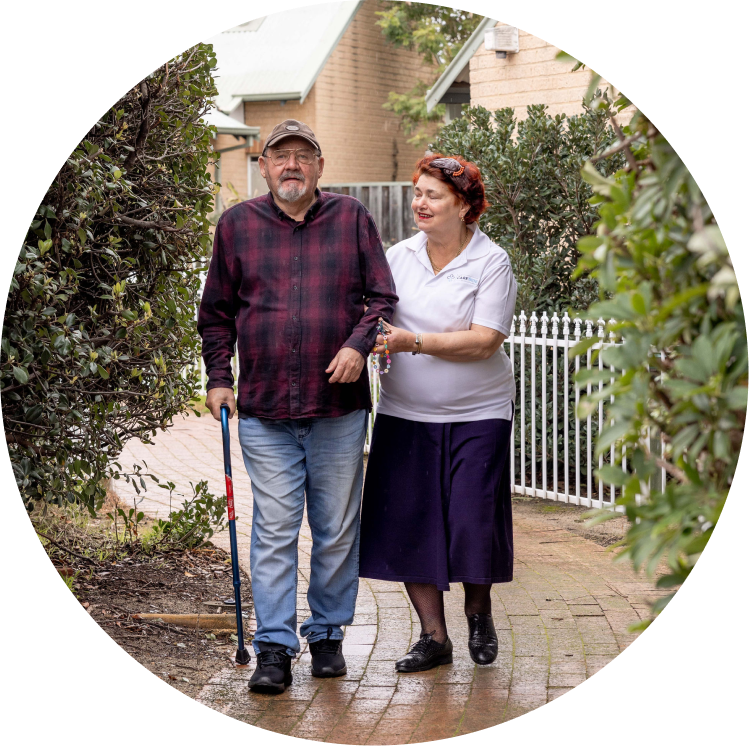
[206,387,237,420]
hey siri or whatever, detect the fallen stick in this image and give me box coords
[132,613,237,630]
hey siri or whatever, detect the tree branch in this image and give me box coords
[608,116,638,171]
[590,131,643,164]
[123,80,153,172]
[34,528,100,565]
[1,371,39,393]
[113,215,194,234]
[5,432,57,456]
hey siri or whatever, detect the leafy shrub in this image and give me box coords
[574,96,746,623]
[432,100,626,477]
[142,480,227,551]
[431,101,626,313]
[2,45,218,514]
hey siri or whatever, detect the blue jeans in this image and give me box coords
[237,409,367,656]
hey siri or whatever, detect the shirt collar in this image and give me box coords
[266,188,324,224]
[405,222,492,274]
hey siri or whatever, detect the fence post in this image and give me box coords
[541,311,548,499]
[552,312,559,501]
[585,319,593,509]
[509,315,516,494]
[530,311,538,497]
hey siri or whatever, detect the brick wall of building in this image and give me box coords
[237,0,437,184]
[470,22,628,121]
[243,88,318,157]
[212,133,249,207]
[310,0,438,182]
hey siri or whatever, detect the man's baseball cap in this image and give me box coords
[263,119,321,155]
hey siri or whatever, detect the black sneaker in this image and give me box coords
[395,633,453,673]
[309,628,347,678]
[248,644,293,693]
[467,613,498,665]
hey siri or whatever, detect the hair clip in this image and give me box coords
[431,157,465,178]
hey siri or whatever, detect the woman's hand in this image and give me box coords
[372,320,416,355]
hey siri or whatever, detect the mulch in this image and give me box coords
[58,542,253,699]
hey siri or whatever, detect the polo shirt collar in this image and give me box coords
[405,223,491,275]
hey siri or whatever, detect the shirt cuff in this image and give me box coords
[341,336,372,360]
[206,373,234,391]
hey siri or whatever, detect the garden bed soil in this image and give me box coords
[48,519,252,699]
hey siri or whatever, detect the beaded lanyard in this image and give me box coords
[371,319,391,374]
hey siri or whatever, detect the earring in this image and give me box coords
[460,215,465,222]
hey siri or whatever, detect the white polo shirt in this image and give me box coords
[377,224,517,423]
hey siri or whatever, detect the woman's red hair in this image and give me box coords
[412,154,489,224]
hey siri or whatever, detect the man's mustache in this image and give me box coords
[279,171,305,183]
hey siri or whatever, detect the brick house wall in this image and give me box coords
[212,133,250,209]
[242,0,438,185]
[470,22,631,121]
[311,0,438,182]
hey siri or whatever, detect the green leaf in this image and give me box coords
[12,366,29,384]
[24,404,44,424]
[631,293,647,316]
[597,465,629,486]
[569,335,599,359]
[581,160,615,197]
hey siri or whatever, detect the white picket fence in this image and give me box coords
[505,311,622,510]
[196,310,641,510]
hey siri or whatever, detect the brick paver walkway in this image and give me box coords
[115,414,663,742]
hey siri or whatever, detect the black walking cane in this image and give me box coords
[220,403,252,665]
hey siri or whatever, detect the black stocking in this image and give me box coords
[463,582,492,616]
[404,582,448,643]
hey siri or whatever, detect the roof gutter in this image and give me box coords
[214,126,261,153]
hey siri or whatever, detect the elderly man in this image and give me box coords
[198,119,397,693]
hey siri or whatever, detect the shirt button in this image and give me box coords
[294,256,299,261]
[292,315,297,320]
[293,284,298,290]
[291,381,297,387]
[291,348,296,353]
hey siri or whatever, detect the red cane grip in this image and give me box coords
[225,475,235,521]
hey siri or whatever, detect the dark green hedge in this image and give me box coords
[3,44,218,513]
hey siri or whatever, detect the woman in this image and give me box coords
[359,154,517,673]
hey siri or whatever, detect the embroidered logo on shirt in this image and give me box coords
[446,273,478,286]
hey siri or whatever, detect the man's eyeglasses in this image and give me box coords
[266,148,319,166]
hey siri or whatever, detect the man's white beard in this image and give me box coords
[277,175,308,202]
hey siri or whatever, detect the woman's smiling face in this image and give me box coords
[411,173,466,235]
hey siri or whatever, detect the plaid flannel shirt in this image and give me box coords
[197,190,398,419]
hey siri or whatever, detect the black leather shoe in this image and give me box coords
[309,629,347,678]
[467,613,498,665]
[249,645,293,693]
[395,633,453,673]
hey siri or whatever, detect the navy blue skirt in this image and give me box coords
[359,413,513,591]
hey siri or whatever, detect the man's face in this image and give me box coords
[258,136,324,204]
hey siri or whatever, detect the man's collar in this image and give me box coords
[266,188,324,223]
